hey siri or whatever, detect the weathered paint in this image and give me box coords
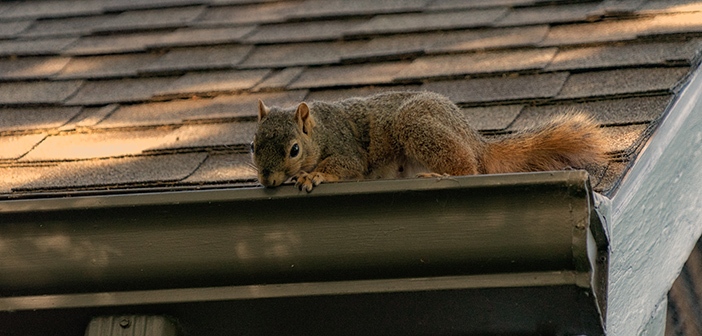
[606,65,702,335]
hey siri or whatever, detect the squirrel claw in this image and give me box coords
[293,171,335,192]
[416,172,450,178]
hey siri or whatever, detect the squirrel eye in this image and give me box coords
[290,143,299,158]
[250,141,255,153]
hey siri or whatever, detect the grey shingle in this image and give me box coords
[195,2,300,26]
[591,0,646,16]
[55,54,161,79]
[427,0,535,10]
[21,128,177,161]
[495,3,601,27]
[149,122,257,151]
[395,48,557,80]
[0,133,47,160]
[155,69,271,97]
[540,17,653,46]
[0,106,82,132]
[254,67,304,90]
[288,0,428,19]
[0,81,84,105]
[421,72,569,104]
[640,0,702,13]
[556,67,689,100]
[9,153,207,192]
[97,91,308,127]
[20,15,117,38]
[346,9,507,36]
[104,0,209,11]
[240,42,364,68]
[0,19,33,38]
[63,32,169,56]
[645,12,702,36]
[184,154,257,183]
[547,40,702,71]
[289,62,411,89]
[94,6,207,33]
[0,37,78,57]
[244,20,366,44]
[66,77,177,105]
[461,105,523,131]
[305,86,421,102]
[426,26,549,53]
[510,96,671,131]
[0,1,103,20]
[141,45,253,74]
[0,56,70,80]
[601,124,649,153]
[72,105,120,128]
[149,26,257,48]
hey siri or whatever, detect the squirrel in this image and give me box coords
[252,91,606,192]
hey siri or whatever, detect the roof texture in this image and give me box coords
[1,0,701,197]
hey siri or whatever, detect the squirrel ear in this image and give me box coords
[295,102,314,135]
[257,99,270,122]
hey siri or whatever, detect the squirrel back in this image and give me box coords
[252,91,607,191]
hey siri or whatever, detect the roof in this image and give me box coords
[1,0,701,198]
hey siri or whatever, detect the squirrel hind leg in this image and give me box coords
[393,100,481,176]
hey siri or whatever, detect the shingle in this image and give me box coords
[240,42,363,68]
[0,37,78,57]
[55,54,161,79]
[0,1,103,20]
[395,48,557,80]
[0,81,83,105]
[346,9,508,36]
[556,67,690,100]
[149,26,257,48]
[72,105,120,128]
[289,62,411,89]
[461,105,523,131]
[591,0,646,16]
[254,67,304,90]
[155,69,271,97]
[103,0,209,11]
[601,124,649,153]
[66,77,177,105]
[63,32,169,56]
[0,133,46,160]
[97,90,308,127]
[20,15,117,38]
[94,6,207,33]
[593,160,627,193]
[0,19,33,38]
[21,128,176,161]
[8,153,207,192]
[645,12,702,36]
[149,122,257,151]
[640,0,702,14]
[305,85,421,102]
[0,106,82,132]
[183,153,256,183]
[288,0,428,19]
[195,2,300,26]
[141,45,253,74]
[341,33,438,62]
[510,96,672,131]
[540,17,653,46]
[244,20,366,44]
[421,72,569,104]
[0,56,70,80]
[495,3,601,27]
[426,26,549,53]
[427,0,536,10]
[546,40,702,71]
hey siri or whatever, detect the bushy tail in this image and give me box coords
[481,113,607,174]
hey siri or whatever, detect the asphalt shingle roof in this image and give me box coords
[1,0,701,197]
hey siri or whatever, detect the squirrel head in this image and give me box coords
[252,100,318,187]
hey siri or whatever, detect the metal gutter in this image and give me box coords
[0,171,604,303]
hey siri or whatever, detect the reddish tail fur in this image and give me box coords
[480,113,607,174]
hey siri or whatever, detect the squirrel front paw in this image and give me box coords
[292,171,338,192]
